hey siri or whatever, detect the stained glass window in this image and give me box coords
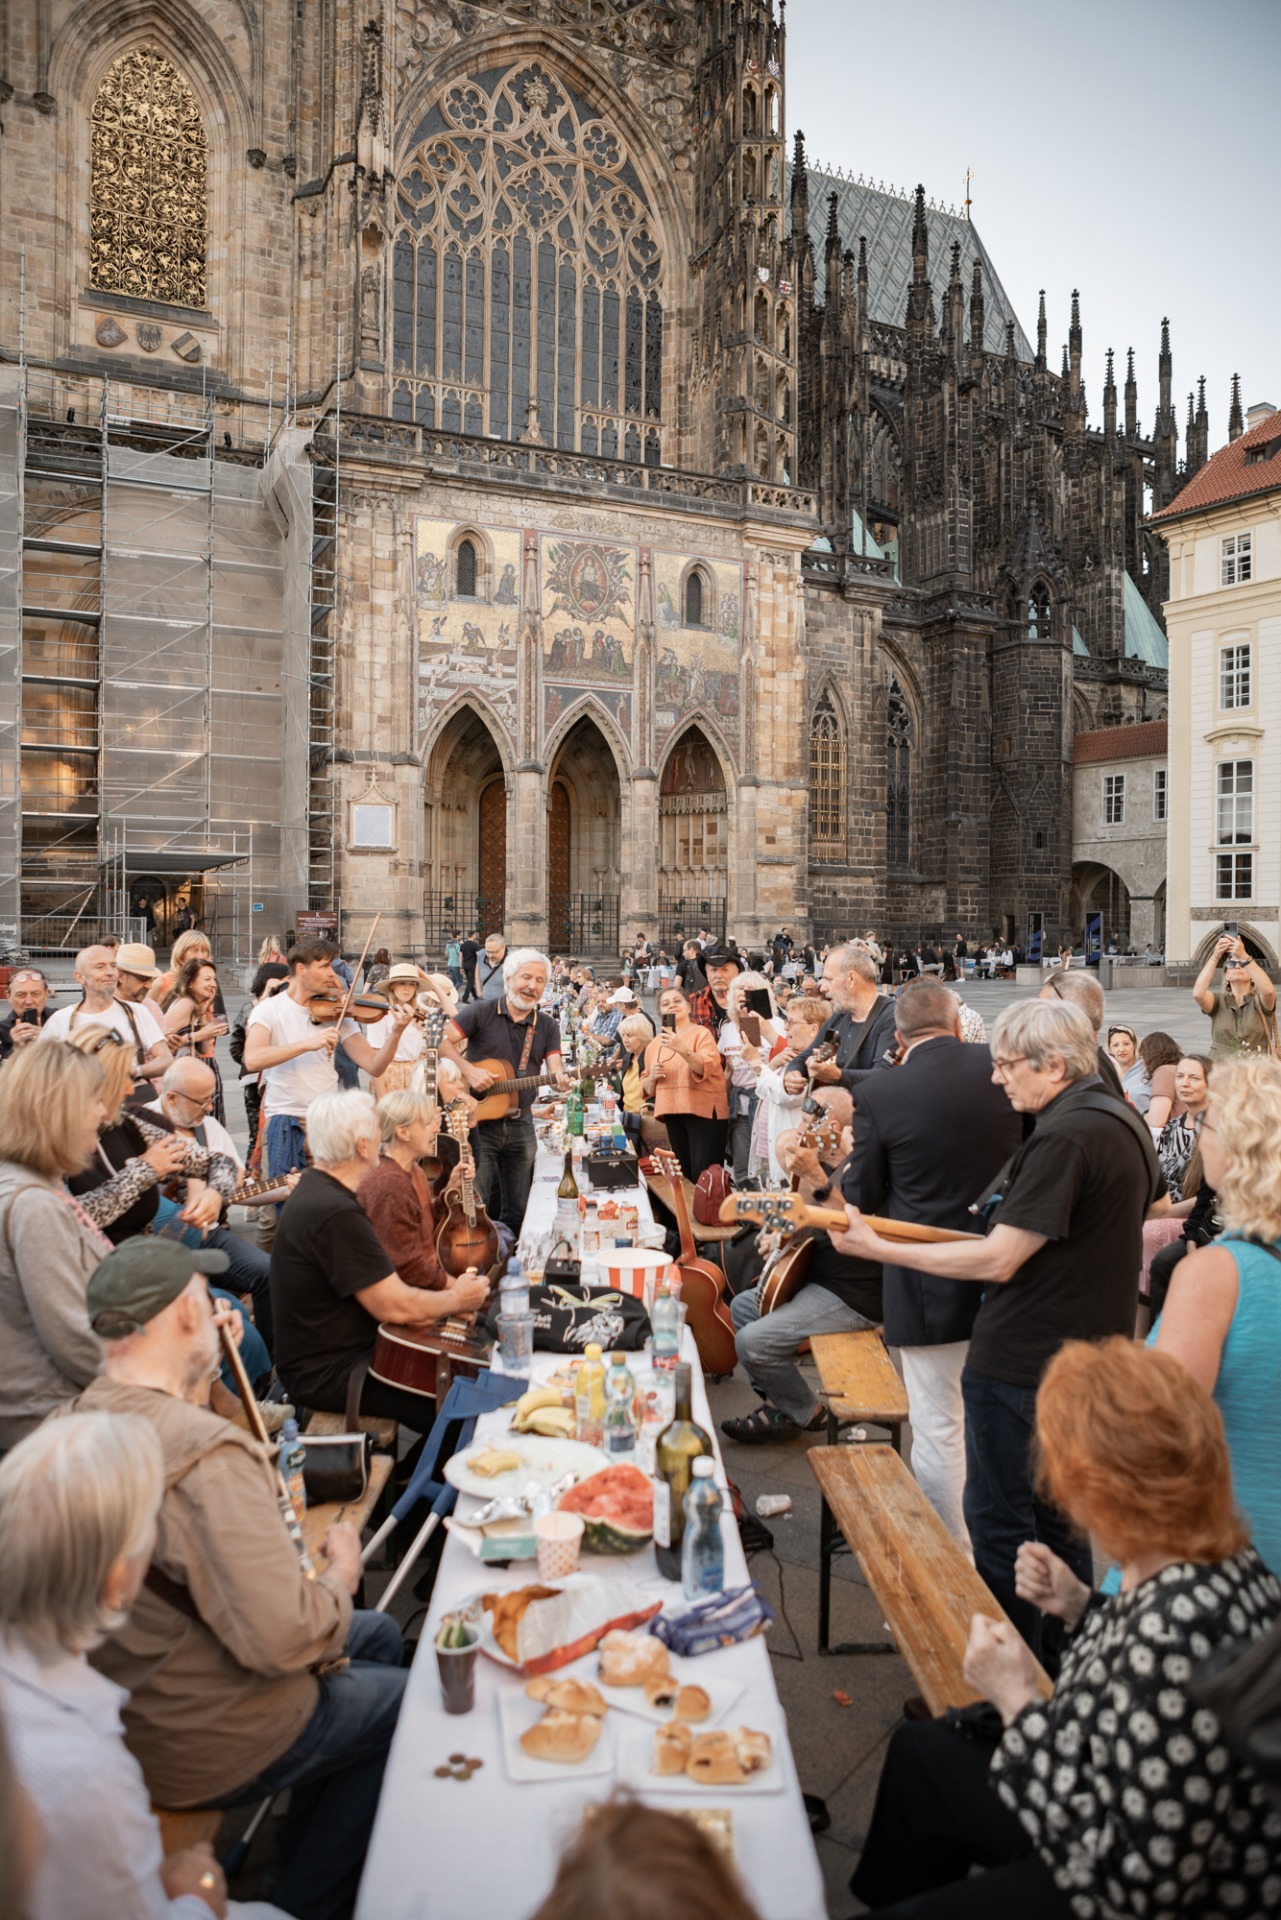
[809,692,846,862]
[886,680,913,868]
[396,62,664,458]
[90,47,208,308]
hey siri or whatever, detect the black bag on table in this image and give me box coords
[485,1282,651,1353]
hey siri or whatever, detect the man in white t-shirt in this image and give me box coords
[41,944,172,1080]
[243,937,411,1184]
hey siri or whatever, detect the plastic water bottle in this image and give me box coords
[651,1282,680,1372]
[499,1252,528,1320]
[680,1457,724,1600]
[575,1343,607,1448]
[602,1352,638,1461]
[279,1418,307,1516]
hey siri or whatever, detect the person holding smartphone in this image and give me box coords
[718,972,780,1184]
[0,971,54,1063]
[1192,926,1277,1062]
[641,987,727,1180]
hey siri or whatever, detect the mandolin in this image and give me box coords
[434,1101,500,1278]
[650,1148,739,1376]
[469,1058,549,1122]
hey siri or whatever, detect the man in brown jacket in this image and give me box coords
[71,1238,406,1920]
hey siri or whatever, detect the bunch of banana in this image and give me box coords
[510,1384,577,1438]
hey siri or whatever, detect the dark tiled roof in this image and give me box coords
[791,165,1034,359]
[1074,722,1168,765]
[1151,408,1281,523]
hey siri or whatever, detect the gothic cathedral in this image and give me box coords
[0,1,1189,959]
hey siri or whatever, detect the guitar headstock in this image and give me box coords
[809,1039,839,1068]
[421,1007,445,1051]
[444,1100,471,1145]
[718,1191,807,1233]
[651,1148,681,1182]
[799,1115,842,1159]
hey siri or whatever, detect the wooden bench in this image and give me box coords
[300,1452,395,1567]
[808,1443,1052,1710]
[810,1329,910,1449]
[153,1806,224,1857]
[642,1169,740,1247]
[304,1408,400,1452]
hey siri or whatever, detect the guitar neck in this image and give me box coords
[487,1073,545,1096]
[719,1193,982,1244]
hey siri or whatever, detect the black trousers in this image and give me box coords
[852,1721,1074,1918]
[1147,1234,1190,1321]
[662,1112,727,1182]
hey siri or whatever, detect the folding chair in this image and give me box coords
[364,1371,529,1613]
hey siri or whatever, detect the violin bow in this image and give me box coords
[216,1317,316,1578]
[332,912,382,1030]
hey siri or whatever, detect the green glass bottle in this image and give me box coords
[652,1361,713,1582]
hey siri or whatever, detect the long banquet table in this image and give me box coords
[356,1144,826,1920]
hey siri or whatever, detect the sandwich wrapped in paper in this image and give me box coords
[483,1575,662,1675]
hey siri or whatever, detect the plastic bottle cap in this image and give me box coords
[610,1351,626,1365]
[282,1418,298,1441]
[692,1457,714,1478]
[584,1342,603,1360]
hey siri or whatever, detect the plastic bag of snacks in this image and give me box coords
[650,1584,776,1658]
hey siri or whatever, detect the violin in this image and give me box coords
[434,1101,499,1278]
[304,989,393,1026]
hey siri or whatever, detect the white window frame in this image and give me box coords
[1215,851,1254,902]
[1220,532,1253,586]
[1103,772,1125,826]
[1219,641,1252,710]
[1152,767,1167,822]
[1216,758,1254,847]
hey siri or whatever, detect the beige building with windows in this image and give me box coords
[1154,402,1281,968]
[1071,721,1168,953]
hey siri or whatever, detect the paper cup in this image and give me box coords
[599,1246,671,1302]
[535,1510,584,1580]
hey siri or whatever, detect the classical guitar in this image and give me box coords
[650,1148,738,1376]
[434,1100,500,1278]
[469,1058,548,1123]
[750,1117,844,1316]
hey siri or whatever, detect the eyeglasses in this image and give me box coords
[87,1030,128,1056]
[991,1055,1029,1074]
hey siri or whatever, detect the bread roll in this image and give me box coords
[686,1730,743,1786]
[733,1727,772,1774]
[525,1675,608,1718]
[520,1708,602,1765]
[673,1683,712,1723]
[650,1719,692,1776]
[643,1673,679,1711]
[598,1628,670,1689]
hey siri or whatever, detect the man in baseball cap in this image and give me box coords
[85,1234,230,1340]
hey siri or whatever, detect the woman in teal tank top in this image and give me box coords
[1155,1053,1281,1576]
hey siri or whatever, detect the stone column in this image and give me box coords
[509,759,547,948]
[625,770,658,942]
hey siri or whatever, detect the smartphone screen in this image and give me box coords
[740,1011,761,1047]
[661,1011,677,1032]
[745,988,773,1019]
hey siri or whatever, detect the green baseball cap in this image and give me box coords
[86,1235,231,1337]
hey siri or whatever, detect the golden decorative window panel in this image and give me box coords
[809,691,846,862]
[90,47,208,309]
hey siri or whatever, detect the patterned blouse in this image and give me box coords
[74,1113,238,1232]
[992,1548,1281,1917]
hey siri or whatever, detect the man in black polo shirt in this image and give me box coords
[785,942,897,1095]
[442,947,567,1234]
[833,998,1163,1659]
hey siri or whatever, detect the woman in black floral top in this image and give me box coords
[853,1338,1281,1917]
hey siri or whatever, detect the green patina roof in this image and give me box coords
[1123,574,1169,668]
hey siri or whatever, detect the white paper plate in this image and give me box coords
[497,1685,615,1783]
[595,1666,744,1727]
[615,1717,786,1797]
[444,1436,610,1500]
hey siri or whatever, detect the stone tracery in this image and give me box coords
[89,47,208,309]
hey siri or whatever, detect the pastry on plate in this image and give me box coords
[525,1675,608,1717]
[642,1672,679,1712]
[520,1707,603,1765]
[598,1627,670,1689]
[467,1448,523,1478]
[650,1719,692,1776]
[686,1726,772,1786]
[673,1683,712,1723]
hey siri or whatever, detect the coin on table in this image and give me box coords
[433,1765,452,1779]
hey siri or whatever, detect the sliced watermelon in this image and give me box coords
[558,1464,654,1553]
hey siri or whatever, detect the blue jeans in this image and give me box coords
[265,1114,309,1210]
[961,1365,1094,1660]
[472,1111,537,1236]
[205,1223,274,1354]
[209,1288,272,1394]
[731,1282,875,1426]
[215,1610,406,1920]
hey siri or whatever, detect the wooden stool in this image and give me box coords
[304,1408,400,1453]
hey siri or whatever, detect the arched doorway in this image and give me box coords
[1069,861,1131,954]
[546,716,621,955]
[423,707,508,946]
[658,725,728,947]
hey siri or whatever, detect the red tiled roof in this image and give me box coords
[1151,408,1281,523]
[1074,721,1168,765]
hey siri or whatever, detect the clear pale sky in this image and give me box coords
[785,0,1279,451]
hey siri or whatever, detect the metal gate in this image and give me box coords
[549,893,620,958]
[656,895,727,950]
[422,892,505,957]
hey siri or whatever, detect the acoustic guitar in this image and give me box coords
[723,1191,982,1317]
[369,1292,494,1403]
[434,1101,500,1278]
[469,1058,549,1122]
[650,1148,739,1376]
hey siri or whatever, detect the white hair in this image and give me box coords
[992,1000,1096,1079]
[306,1088,379,1166]
[503,947,551,984]
[0,1411,163,1654]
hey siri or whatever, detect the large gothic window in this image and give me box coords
[886,680,913,868]
[809,692,846,863]
[393,63,664,459]
[90,47,208,309]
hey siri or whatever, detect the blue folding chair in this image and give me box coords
[365,1371,529,1613]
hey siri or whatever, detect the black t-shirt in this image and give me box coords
[269,1168,393,1409]
[451,997,561,1112]
[804,1234,884,1323]
[967,1079,1159,1388]
[461,939,479,976]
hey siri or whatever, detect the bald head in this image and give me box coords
[162,1057,216,1100]
[1039,970,1105,1036]
[74,945,118,1005]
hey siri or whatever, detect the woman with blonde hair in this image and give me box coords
[0,1042,112,1448]
[363,964,433,1098]
[146,927,214,1006]
[0,1409,286,1918]
[853,1338,1281,1916]
[1155,1052,1281,1574]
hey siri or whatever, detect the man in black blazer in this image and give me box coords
[840,979,1023,1546]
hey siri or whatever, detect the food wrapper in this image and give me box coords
[649,1584,775,1659]
[517,1576,662,1674]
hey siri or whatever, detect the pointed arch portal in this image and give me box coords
[546,714,621,954]
[423,705,508,944]
[657,724,728,946]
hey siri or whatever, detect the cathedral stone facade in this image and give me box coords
[0,1,1194,960]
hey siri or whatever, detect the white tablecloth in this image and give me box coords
[357,1156,826,1920]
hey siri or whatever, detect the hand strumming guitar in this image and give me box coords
[462,1061,497,1094]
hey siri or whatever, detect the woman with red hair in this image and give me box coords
[852,1337,1281,1916]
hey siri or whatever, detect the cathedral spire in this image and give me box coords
[1229,371,1244,441]
[1068,288,1082,400]
[1103,347,1116,437]
[1124,346,1137,439]
[1155,317,1178,507]
[911,184,928,284]
[825,189,841,303]
[1035,288,1047,372]
[969,259,986,364]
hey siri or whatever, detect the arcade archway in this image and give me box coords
[546,715,621,955]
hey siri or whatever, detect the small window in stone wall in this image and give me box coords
[1103,773,1125,825]
[455,538,477,598]
[809,692,846,862]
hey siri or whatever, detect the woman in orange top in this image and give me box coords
[641,986,728,1181]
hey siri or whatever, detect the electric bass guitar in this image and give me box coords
[469,1059,549,1122]
[650,1148,739,1376]
[722,1191,982,1316]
